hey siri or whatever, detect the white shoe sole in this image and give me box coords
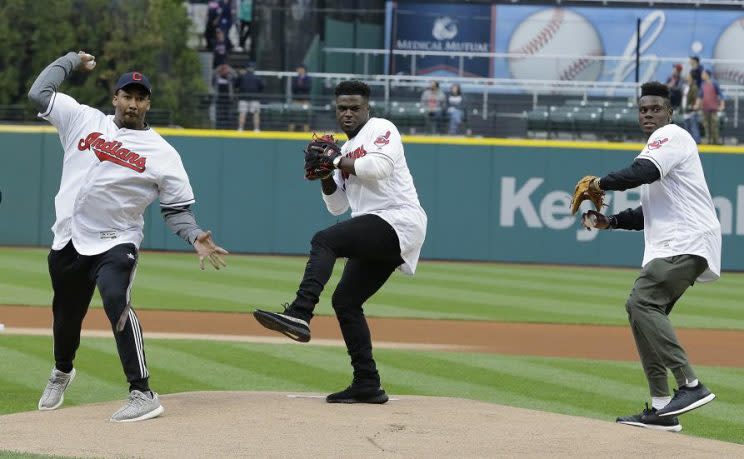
[38,368,76,411]
[657,393,716,417]
[110,404,164,423]
[617,420,682,432]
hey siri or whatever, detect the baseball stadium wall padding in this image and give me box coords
[1,128,743,270]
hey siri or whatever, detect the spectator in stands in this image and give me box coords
[420,81,446,134]
[212,63,237,129]
[237,0,253,54]
[235,62,264,132]
[205,1,220,51]
[696,69,725,145]
[217,0,234,50]
[291,65,311,104]
[682,71,701,144]
[666,64,683,110]
[689,56,703,88]
[212,28,231,69]
[446,83,465,135]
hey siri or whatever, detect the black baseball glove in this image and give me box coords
[304,133,341,180]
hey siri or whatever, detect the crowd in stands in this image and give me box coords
[670,56,726,145]
[420,81,467,135]
[204,0,253,59]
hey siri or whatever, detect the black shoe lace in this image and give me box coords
[281,302,291,313]
[642,402,653,416]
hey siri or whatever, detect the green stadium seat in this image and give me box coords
[572,106,603,138]
[525,105,550,135]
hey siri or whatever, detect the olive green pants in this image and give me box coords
[625,255,708,397]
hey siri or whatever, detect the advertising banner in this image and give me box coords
[493,6,744,86]
[391,2,493,77]
[390,1,744,87]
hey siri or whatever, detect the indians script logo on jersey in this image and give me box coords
[647,137,669,151]
[77,132,147,173]
[342,145,367,180]
[373,131,391,148]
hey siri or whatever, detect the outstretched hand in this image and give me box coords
[193,230,229,270]
[581,210,610,231]
[77,51,96,72]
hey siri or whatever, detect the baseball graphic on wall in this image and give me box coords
[713,17,744,85]
[507,8,604,81]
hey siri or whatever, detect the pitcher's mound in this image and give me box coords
[0,391,739,458]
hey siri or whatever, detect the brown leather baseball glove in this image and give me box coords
[570,175,605,215]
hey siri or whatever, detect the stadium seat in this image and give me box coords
[525,105,550,136]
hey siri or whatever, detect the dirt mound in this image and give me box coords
[0,391,740,458]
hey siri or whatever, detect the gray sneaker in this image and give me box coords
[38,368,76,411]
[110,390,164,423]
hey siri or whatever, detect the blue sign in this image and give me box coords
[388,2,744,86]
[492,5,744,85]
[392,2,493,77]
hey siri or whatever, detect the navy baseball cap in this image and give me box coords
[114,71,152,94]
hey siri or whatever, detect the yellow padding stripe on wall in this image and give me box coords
[1,124,742,154]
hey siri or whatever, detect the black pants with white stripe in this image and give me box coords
[48,241,150,393]
[292,214,404,387]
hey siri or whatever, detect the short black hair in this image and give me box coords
[640,81,670,99]
[690,56,700,64]
[639,81,671,109]
[335,80,370,99]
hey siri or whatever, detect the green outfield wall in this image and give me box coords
[1,127,742,270]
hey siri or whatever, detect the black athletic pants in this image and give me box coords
[291,214,403,387]
[48,241,150,393]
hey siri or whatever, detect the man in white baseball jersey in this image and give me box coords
[579,82,721,432]
[28,51,228,422]
[254,80,427,403]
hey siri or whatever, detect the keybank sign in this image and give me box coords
[499,177,744,241]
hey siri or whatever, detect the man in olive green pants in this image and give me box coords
[577,82,721,432]
[626,256,707,401]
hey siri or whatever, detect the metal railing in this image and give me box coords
[248,70,743,128]
[5,70,743,140]
[323,47,744,80]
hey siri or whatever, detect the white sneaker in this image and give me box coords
[38,368,76,410]
[110,390,164,422]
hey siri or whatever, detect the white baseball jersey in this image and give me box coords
[40,92,195,255]
[636,123,721,281]
[322,117,427,274]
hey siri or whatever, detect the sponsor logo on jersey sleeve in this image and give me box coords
[646,137,669,151]
[77,132,147,173]
[373,130,391,148]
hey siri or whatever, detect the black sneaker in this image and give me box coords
[616,404,682,432]
[326,385,389,404]
[655,383,716,417]
[253,306,310,343]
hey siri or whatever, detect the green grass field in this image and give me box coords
[1,247,743,328]
[1,247,743,447]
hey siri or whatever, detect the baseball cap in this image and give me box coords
[114,71,152,94]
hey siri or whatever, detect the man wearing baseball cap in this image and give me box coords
[28,50,228,422]
[114,71,153,95]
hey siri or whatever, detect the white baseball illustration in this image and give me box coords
[507,8,604,81]
[713,17,744,85]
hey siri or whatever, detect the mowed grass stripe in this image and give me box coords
[432,353,744,424]
[2,247,744,329]
[380,351,631,418]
